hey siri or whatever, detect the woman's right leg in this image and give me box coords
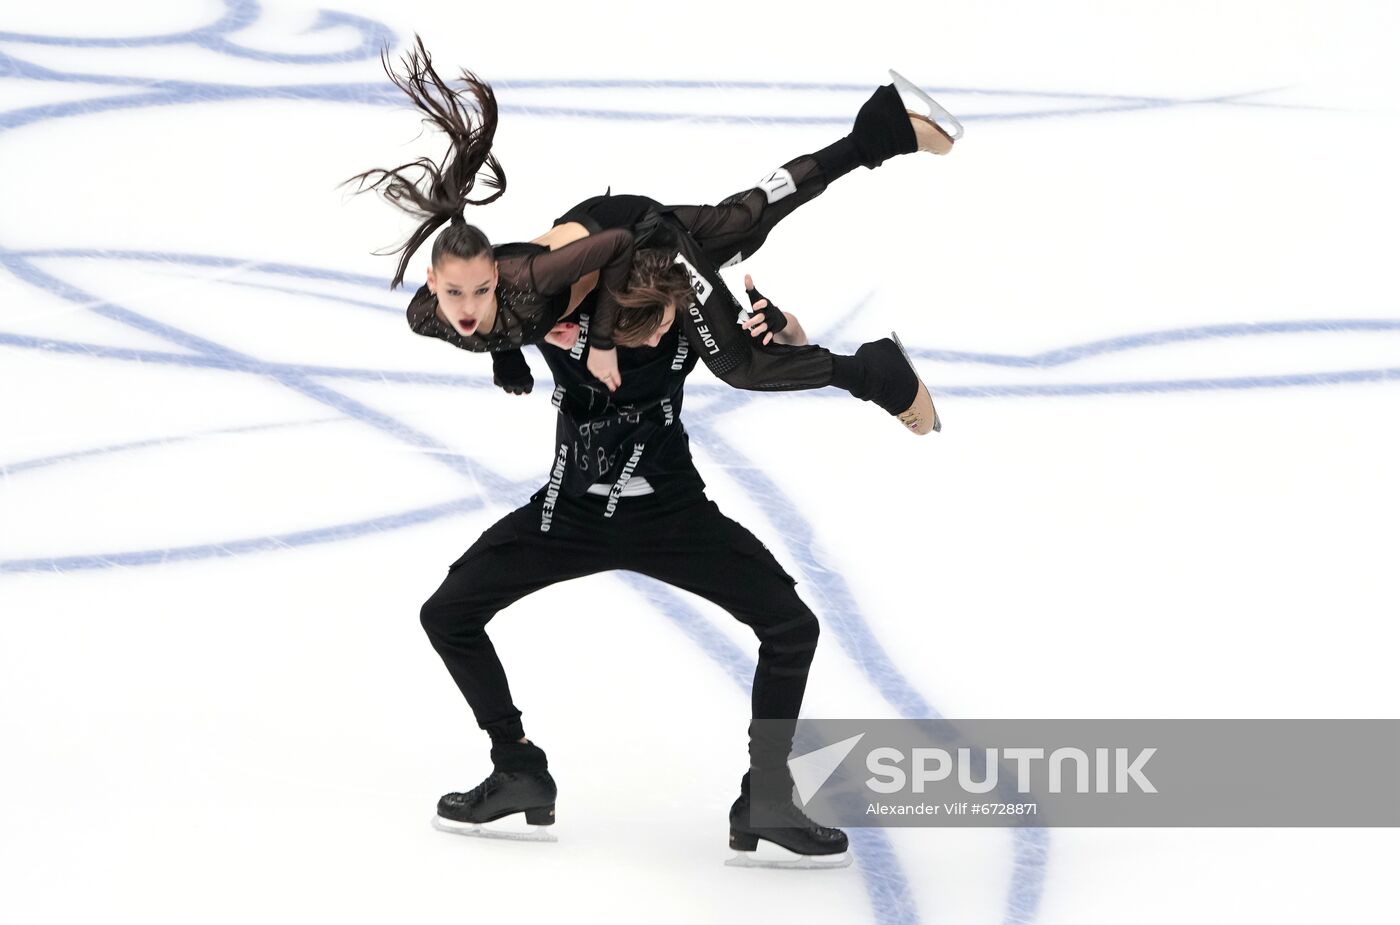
[666,216,939,433]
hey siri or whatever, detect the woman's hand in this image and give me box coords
[588,346,621,391]
[491,349,534,396]
[543,321,580,350]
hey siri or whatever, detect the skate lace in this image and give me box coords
[752,793,841,837]
[462,773,502,803]
[787,801,840,836]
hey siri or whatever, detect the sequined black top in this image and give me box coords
[405,227,635,351]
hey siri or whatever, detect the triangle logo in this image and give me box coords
[789,733,866,805]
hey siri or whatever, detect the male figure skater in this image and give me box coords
[418,280,848,864]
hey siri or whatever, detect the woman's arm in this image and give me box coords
[524,226,634,350]
[530,221,590,251]
[530,222,600,317]
[523,227,635,390]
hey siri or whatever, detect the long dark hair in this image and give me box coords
[346,36,504,288]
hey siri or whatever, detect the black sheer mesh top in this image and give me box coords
[405,227,635,351]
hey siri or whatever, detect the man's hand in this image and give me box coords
[588,346,621,392]
[740,274,790,346]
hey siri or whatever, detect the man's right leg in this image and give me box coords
[420,496,615,832]
[419,499,611,744]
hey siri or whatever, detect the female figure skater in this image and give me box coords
[350,38,960,435]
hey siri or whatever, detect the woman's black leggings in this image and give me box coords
[559,84,919,395]
[558,140,863,391]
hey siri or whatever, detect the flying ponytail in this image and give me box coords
[346,35,505,288]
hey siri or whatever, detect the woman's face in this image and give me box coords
[428,253,498,337]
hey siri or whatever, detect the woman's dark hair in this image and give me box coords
[345,36,504,288]
[612,248,697,346]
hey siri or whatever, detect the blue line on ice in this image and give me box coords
[6,251,1396,396]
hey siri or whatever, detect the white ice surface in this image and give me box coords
[3,1,1399,923]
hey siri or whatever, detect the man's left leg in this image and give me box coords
[625,498,848,860]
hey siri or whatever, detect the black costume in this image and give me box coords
[419,317,820,774]
[412,84,931,854]
[407,83,923,410]
[417,80,932,764]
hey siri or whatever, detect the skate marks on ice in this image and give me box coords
[5,250,1399,573]
[0,248,536,572]
[893,319,1400,399]
[682,411,1051,925]
[0,0,1338,140]
[0,0,392,65]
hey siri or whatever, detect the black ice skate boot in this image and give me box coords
[832,334,941,435]
[433,740,558,841]
[727,769,851,869]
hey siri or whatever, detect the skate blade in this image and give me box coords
[888,69,964,141]
[891,330,942,434]
[725,848,853,870]
[431,815,558,843]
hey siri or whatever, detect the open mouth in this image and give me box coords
[457,318,477,335]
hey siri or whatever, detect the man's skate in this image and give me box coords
[726,772,852,869]
[432,768,558,843]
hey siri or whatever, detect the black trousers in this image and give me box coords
[419,487,821,770]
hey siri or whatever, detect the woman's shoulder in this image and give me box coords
[492,241,549,261]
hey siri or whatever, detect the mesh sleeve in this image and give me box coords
[520,227,635,350]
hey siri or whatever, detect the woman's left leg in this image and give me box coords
[670,81,930,268]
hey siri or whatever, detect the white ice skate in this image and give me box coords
[431,813,559,843]
[889,68,963,154]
